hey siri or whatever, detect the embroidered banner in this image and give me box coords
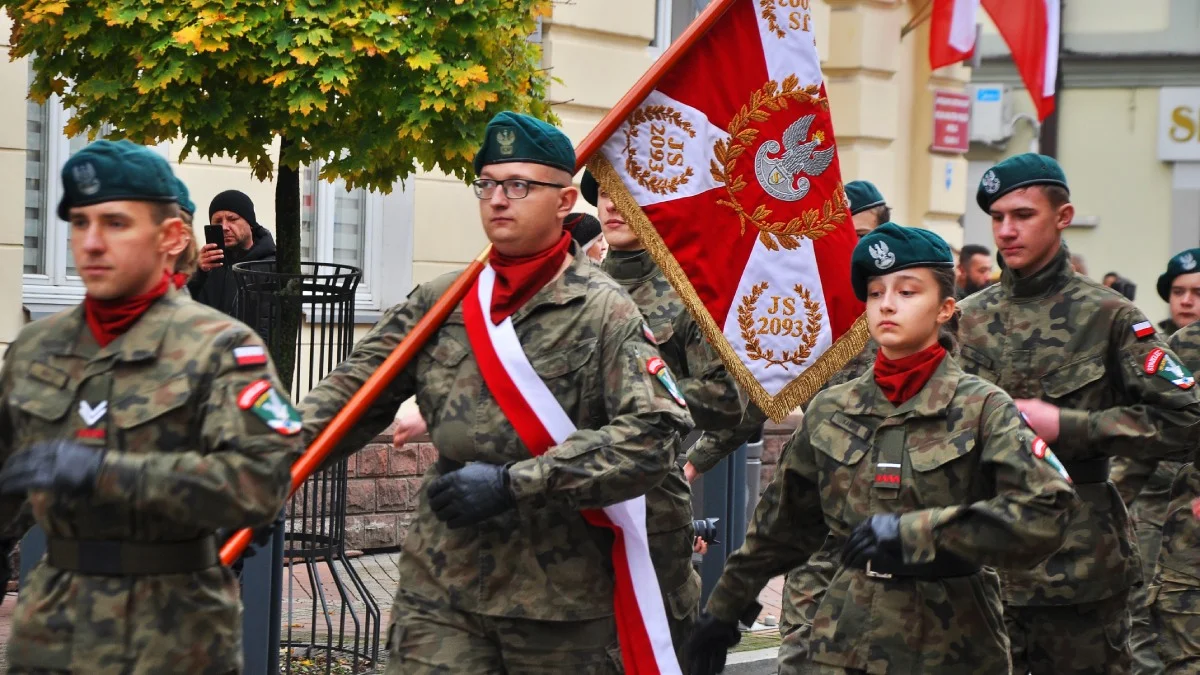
[587,0,866,420]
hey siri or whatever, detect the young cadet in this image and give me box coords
[299,112,693,673]
[1149,320,1200,672]
[0,140,302,674]
[958,153,1200,674]
[582,170,743,663]
[685,223,1076,675]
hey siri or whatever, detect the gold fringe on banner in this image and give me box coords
[587,153,869,422]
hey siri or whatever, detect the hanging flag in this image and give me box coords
[981,0,1060,120]
[929,0,979,69]
[585,0,866,421]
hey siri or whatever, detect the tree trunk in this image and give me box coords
[271,135,302,390]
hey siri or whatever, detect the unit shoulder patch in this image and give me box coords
[646,356,687,407]
[1132,320,1155,339]
[234,345,269,368]
[238,379,302,435]
[1144,348,1195,389]
[1032,437,1072,484]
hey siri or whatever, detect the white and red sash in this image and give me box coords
[462,264,681,675]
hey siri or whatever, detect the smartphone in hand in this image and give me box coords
[203,225,225,250]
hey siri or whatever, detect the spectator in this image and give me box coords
[1104,271,1138,301]
[566,212,606,262]
[956,243,994,299]
[188,190,276,316]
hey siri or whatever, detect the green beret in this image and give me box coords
[57,139,178,220]
[845,180,886,215]
[976,153,1069,212]
[172,176,195,216]
[581,170,598,206]
[473,111,575,175]
[1158,248,1200,301]
[850,222,954,301]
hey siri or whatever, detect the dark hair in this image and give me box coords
[1041,184,1070,209]
[958,244,990,268]
[931,266,960,354]
[870,203,891,227]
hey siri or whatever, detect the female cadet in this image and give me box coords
[685,223,1078,675]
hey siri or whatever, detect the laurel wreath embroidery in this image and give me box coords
[623,105,696,196]
[760,0,786,39]
[738,281,823,370]
[711,75,849,251]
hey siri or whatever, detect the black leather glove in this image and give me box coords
[686,612,742,674]
[427,463,515,529]
[842,513,903,571]
[0,441,105,497]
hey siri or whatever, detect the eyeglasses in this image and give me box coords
[472,178,565,200]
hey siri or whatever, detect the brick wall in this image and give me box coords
[342,415,801,552]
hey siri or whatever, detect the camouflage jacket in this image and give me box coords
[1154,322,1200,584]
[707,357,1075,675]
[686,337,878,473]
[957,245,1200,606]
[0,290,301,673]
[299,251,693,621]
[602,250,738,613]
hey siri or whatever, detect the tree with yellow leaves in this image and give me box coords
[5,0,553,379]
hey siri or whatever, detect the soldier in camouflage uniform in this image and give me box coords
[1149,320,1200,672]
[581,170,742,664]
[298,113,693,673]
[681,183,885,653]
[1111,246,1200,674]
[0,140,302,674]
[958,153,1200,674]
[686,223,1076,675]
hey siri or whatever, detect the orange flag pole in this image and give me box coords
[222,0,736,566]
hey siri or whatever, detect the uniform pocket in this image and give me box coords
[1041,354,1106,400]
[908,430,975,472]
[811,412,871,466]
[959,345,998,382]
[530,338,597,379]
[11,379,73,423]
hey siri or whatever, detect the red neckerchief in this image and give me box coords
[170,272,189,289]
[84,272,171,347]
[487,231,571,324]
[873,342,947,406]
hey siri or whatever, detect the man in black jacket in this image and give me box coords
[188,190,277,317]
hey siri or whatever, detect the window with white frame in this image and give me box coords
[300,162,414,318]
[23,94,414,320]
[654,0,712,49]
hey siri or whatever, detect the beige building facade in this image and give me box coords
[967,0,1200,325]
[1,1,972,355]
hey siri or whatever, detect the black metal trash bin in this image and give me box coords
[232,261,380,675]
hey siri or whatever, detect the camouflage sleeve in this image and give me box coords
[298,301,420,468]
[1056,306,1200,462]
[1110,456,1156,508]
[508,313,694,510]
[898,392,1076,569]
[92,328,305,530]
[686,402,766,473]
[675,313,743,430]
[705,413,826,623]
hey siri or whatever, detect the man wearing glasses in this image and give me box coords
[299,111,692,673]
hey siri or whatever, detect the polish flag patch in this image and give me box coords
[1133,321,1155,339]
[234,345,268,368]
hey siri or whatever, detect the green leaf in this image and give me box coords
[406,49,441,70]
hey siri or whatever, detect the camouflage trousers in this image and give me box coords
[651,526,702,671]
[1005,590,1132,675]
[386,590,623,674]
[1149,571,1200,674]
[778,549,837,636]
[1129,522,1166,675]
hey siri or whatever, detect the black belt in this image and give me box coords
[862,553,981,580]
[1063,458,1110,484]
[47,537,219,576]
[436,456,465,474]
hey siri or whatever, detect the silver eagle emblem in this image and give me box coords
[1181,252,1197,271]
[870,242,896,270]
[753,114,836,202]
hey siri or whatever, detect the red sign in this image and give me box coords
[932,90,971,154]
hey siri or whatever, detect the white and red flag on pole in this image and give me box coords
[581,0,867,421]
[982,0,1060,121]
[929,0,979,69]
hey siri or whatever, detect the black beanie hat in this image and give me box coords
[209,189,259,228]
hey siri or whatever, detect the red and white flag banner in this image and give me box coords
[586,0,867,421]
[981,0,1059,121]
[930,0,979,69]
